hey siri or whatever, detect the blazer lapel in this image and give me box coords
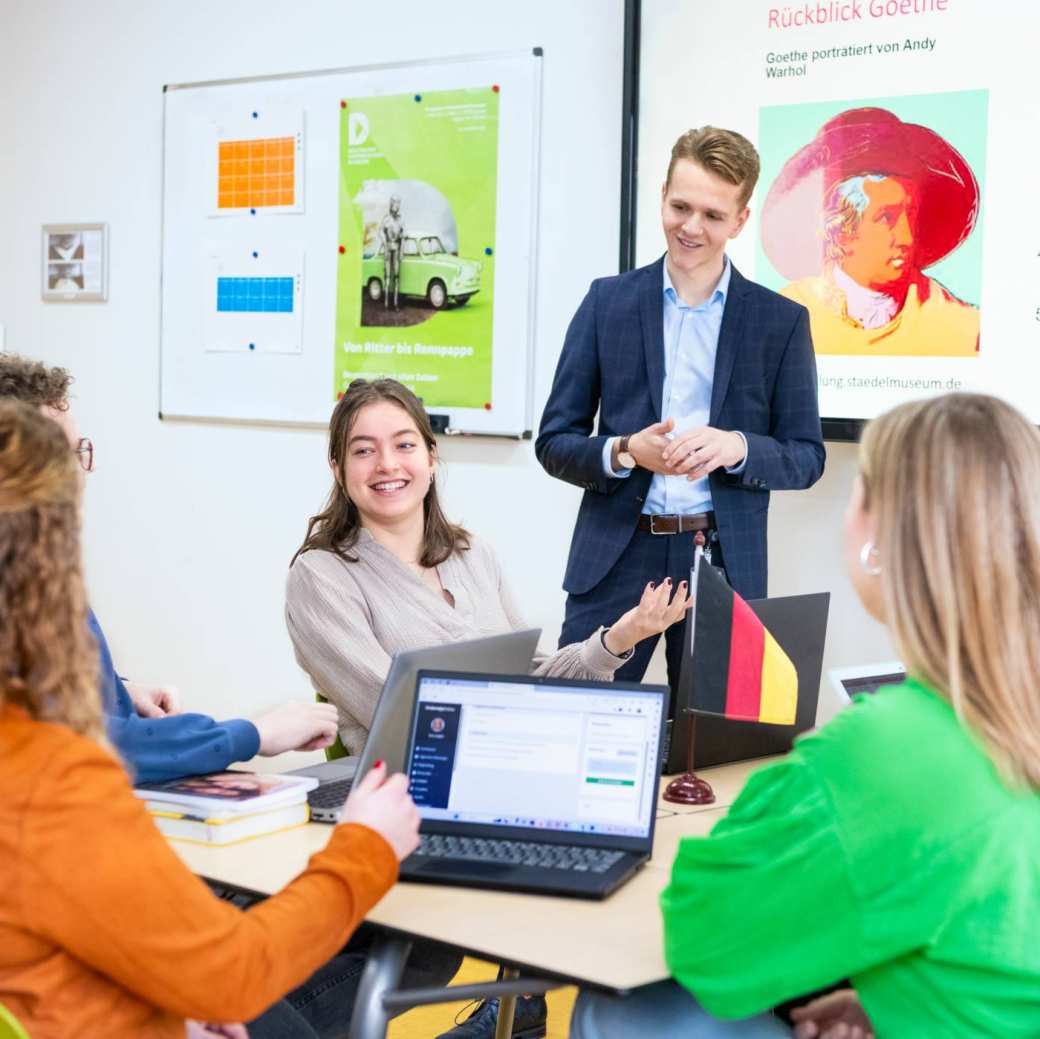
[709,262,750,425]
[640,257,666,419]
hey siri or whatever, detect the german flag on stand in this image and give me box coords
[688,553,798,725]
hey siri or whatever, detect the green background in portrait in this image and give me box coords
[334,87,499,408]
[755,89,988,305]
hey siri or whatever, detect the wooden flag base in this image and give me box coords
[662,714,716,805]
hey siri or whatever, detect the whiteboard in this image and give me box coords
[635,1,1040,427]
[161,51,542,436]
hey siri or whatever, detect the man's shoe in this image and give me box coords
[435,993,547,1039]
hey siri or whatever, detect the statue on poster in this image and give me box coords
[378,195,405,310]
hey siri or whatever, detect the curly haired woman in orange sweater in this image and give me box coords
[0,399,419,1039]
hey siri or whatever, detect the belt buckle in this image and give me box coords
[649,514,669,535]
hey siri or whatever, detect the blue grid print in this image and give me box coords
[216,277,294,313]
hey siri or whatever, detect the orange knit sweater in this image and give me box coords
[0,705,398,1038]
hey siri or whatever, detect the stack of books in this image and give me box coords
[134,771,320,845]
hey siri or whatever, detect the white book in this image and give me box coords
[150,799,311,845]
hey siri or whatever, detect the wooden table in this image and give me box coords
[172,758,769,1038]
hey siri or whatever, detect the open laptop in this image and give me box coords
[665,591,830,773]
[290,629,541,822]
[399,671,668,899]
[829,661,906,705]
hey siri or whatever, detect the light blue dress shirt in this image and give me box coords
[602,259,746,515]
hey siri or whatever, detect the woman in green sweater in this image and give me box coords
[572,392,1040,1038]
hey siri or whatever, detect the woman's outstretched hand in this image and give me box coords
[603,578,693,657]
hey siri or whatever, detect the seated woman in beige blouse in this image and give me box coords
[286,377,690,754]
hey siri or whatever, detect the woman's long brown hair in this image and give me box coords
[291,378,470,567]
[0,401,103,743]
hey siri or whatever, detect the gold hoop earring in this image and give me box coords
[859,541,882,576]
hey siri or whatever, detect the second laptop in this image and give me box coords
[400,671,667,899]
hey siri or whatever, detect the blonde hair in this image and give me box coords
[666,127,760,208]
[0,400,103,743]
[860,393,1040,788]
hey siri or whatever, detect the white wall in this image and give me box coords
[0,15,14,343]
[1,0,891,728]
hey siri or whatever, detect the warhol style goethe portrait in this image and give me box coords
[758,99,986,357]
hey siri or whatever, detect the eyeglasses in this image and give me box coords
[75,437,95,473]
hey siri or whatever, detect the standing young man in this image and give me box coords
[536,127,824,699]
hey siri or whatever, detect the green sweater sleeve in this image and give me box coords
[660,753,866,1019]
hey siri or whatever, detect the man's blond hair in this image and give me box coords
[860,393,1040,789]
[666,127,761,209]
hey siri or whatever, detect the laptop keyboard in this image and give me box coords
[412,834,625,873]
[308,778,353,809]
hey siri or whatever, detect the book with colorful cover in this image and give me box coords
[134,770,318,818]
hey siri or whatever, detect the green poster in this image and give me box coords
[334,87,499,408]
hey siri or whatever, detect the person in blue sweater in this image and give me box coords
[88,609,337,782]
[1,353,338,782]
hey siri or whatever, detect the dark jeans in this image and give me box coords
[561,528,726,717]
[207,887,461,1038]
[248,923,463,1039]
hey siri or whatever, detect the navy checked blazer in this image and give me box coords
[535,257,825,601]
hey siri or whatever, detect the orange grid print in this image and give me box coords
[217,136,295,209]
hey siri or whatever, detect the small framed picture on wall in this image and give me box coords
[42,223,108,301]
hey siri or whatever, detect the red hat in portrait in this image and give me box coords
[760,107,980,281]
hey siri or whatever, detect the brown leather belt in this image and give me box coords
[637,512,715,535]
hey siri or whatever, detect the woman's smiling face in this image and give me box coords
[336,399,435,527]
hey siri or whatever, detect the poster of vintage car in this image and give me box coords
[334,86,499,409]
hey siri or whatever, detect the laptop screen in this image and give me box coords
[406,674,664,840]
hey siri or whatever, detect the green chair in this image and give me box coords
[0,1003,30,1039]
[317,693,348,761]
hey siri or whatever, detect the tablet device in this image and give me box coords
[828,662,906,705]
